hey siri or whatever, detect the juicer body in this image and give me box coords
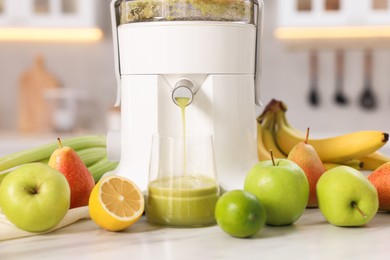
[118,73,257,191]
[108,1,264,191]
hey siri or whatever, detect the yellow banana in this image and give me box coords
[278,101,306,137]
[323,160,364,171]
[358,151,390,171]
[273,110,310,155]
[257,115,272,161]
[274,110,389,163]
[262,113,287,159]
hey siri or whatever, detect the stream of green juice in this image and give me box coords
[176,97,189,175]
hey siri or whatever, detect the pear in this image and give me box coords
[287,128,326,208]
[48,138,95,209]
[367,161,390,211]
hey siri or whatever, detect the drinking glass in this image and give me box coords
[146,134,219,227]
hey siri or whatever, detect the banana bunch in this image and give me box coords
[0,135,118,184]
[257,99,390,171]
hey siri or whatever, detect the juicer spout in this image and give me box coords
[172,78,195,106]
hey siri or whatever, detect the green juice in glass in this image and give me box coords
[146,175,219,226]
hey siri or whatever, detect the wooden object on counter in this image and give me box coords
[18,55,60,133]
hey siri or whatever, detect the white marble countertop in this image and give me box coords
[2,208,390,260]
[1,132,390,259]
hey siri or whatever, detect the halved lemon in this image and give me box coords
[89,175,144,231]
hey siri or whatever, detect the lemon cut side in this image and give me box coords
[89,175,145,231]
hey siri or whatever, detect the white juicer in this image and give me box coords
[107,0,264,192]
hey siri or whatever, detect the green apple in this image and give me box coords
[317,166,378,227]
[0,163,71,232]
[244,159,309,226]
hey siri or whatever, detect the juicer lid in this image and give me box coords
[110,0,264,106]
[115,0,259,25]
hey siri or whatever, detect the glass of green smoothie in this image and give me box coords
[146,134,220,227]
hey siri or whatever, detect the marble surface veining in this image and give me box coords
[2,209,390,259]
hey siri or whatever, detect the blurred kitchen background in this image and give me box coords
[0,0,390,151]
[262,0,390,138]
[0,0,116,139]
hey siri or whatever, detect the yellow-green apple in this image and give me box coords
[0,163,70,232]
[49,138,95,208]
[317,166,378,226]
[367,161,390,211]
[244,158,309,226]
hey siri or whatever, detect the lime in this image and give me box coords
[215,190,266,238]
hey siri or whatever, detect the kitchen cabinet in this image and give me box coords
[276,0,390,49]
[0,0,102,42]
[279,0,390,27]
[0,0,97,27]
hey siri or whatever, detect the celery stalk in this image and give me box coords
[40,147,107,167]
[76,147,107,167]
[88,156,119,183]
[0,135,106,172]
